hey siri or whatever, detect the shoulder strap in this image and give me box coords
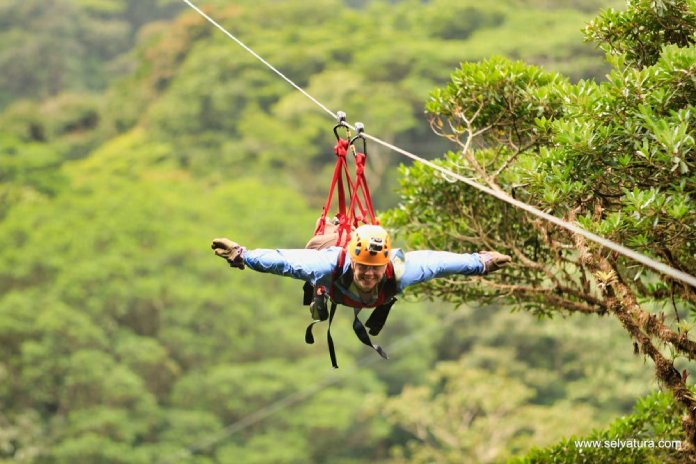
[329,248,349,303]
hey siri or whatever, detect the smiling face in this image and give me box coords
[351,262,388,293]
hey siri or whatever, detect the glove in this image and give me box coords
[211,238,246,269]
[479,251,512,274]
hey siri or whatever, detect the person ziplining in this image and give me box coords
[211,116,512,367]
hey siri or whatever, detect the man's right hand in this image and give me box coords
[211,238,246,269]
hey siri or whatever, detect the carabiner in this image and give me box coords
[333,111,350,140]
[349,122,366,155]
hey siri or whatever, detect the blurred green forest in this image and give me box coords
[1,0,678,462]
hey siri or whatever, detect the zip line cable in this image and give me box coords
[158,305,472,464]
[180,0,696,288]
[360,134,696,288]
[180,0,338,120]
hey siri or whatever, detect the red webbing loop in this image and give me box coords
[313,123,378,249]
[347,151,378,227]
[314,137,355,246]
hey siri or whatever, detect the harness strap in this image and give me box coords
[365,298,397,336]
[352,308,389,359]
[315,137,354,247]
[327,301,339,368]
[306,300,340,369]
[302,281,314,306]
[305,320,319,344]
[347,151,377,226]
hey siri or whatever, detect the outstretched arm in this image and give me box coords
[398,250,510,292]
[212,238,339,284]
[244,248,340,283]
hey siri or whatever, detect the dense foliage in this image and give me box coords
[0,0,183,109]
[1,0,682,462]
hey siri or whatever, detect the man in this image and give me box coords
[212,224,510,366]
[211,224,511,309]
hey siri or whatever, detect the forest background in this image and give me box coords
[0,0,692,463]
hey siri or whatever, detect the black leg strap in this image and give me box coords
[306,302,340,368]
[305,320,321,344]
[307,302,390,368]
[352,308,389,360]
[327,302,339,368]
[365,298,396,336]
[304,285,328,344]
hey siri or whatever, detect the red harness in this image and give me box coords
[304,117,395,368]
[314,120,378,247]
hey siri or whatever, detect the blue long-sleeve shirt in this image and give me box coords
[243,247,484,303]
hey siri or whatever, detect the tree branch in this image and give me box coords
[458,278,607,315]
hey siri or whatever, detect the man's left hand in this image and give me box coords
[479,251,512,274]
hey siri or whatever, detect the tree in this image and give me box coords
[385,0,696,452]
[0,0,183,108]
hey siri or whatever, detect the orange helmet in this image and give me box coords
[348,225,391,266]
